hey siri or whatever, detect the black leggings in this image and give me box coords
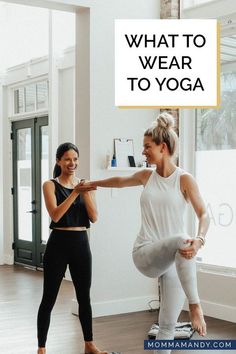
[37,229,92,347]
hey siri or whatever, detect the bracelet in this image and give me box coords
[196,235,205,246]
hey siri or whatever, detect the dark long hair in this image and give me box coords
[53,142,79,178]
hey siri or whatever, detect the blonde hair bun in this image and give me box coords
[156,112,175,130]
[144,111,178,156]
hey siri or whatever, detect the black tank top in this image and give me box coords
[49,179,90,229]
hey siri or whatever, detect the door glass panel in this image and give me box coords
[41,125,50,243]
[17,128,32,241]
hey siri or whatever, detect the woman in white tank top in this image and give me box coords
[88,112,209,354]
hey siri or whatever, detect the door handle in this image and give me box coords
[26,210,37,214]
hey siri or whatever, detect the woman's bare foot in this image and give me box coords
[189,303,207,336]
[84,341,108,354]
[37,348,46,354]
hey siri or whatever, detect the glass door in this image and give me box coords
[12,117,49,267]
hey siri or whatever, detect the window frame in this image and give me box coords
[10,76,49,119]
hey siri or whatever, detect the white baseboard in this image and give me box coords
[0,252,4,265]
[183,299,236,323]
[4,254,13,265]
[72,296,235,323]
[71,296,159,318]
[201,300,236,323]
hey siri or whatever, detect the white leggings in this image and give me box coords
[132,236,200,354]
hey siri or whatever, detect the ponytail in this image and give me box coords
[53,164,61,178]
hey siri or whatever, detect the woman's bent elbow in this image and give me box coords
[90,213,98,223]
[50,212,60,223]
[51,216,60,223]
[90,218,97,223]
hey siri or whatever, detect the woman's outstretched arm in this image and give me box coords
[90,169,152,188]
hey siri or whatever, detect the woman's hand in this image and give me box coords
[78,181,98,192]
[74,179,97,194]
[179,238,202,260]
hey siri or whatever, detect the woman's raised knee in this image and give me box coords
[176,235,191,250]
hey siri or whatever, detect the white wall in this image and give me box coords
[1,80,13,265]
[0,82,4,265]
[58,66,75,143]
[87,0,160,316]
[0,0,160,317]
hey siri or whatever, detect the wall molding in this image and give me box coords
[71,296,160,318]
[202,300,236,324]
[183,299,236,324]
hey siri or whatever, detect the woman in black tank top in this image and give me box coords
[37,143,108,354]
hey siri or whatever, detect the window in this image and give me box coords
[195,71,236,269]
[25,84,36,112]
[14,87,24,114]
[13,80,48,115]
[36,81,48,110]
[182,0,216,9]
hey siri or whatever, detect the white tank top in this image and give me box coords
[133,167,187,251]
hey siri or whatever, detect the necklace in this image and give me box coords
[58,176,78,188]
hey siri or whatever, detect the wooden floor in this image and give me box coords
[0,265,235,354]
